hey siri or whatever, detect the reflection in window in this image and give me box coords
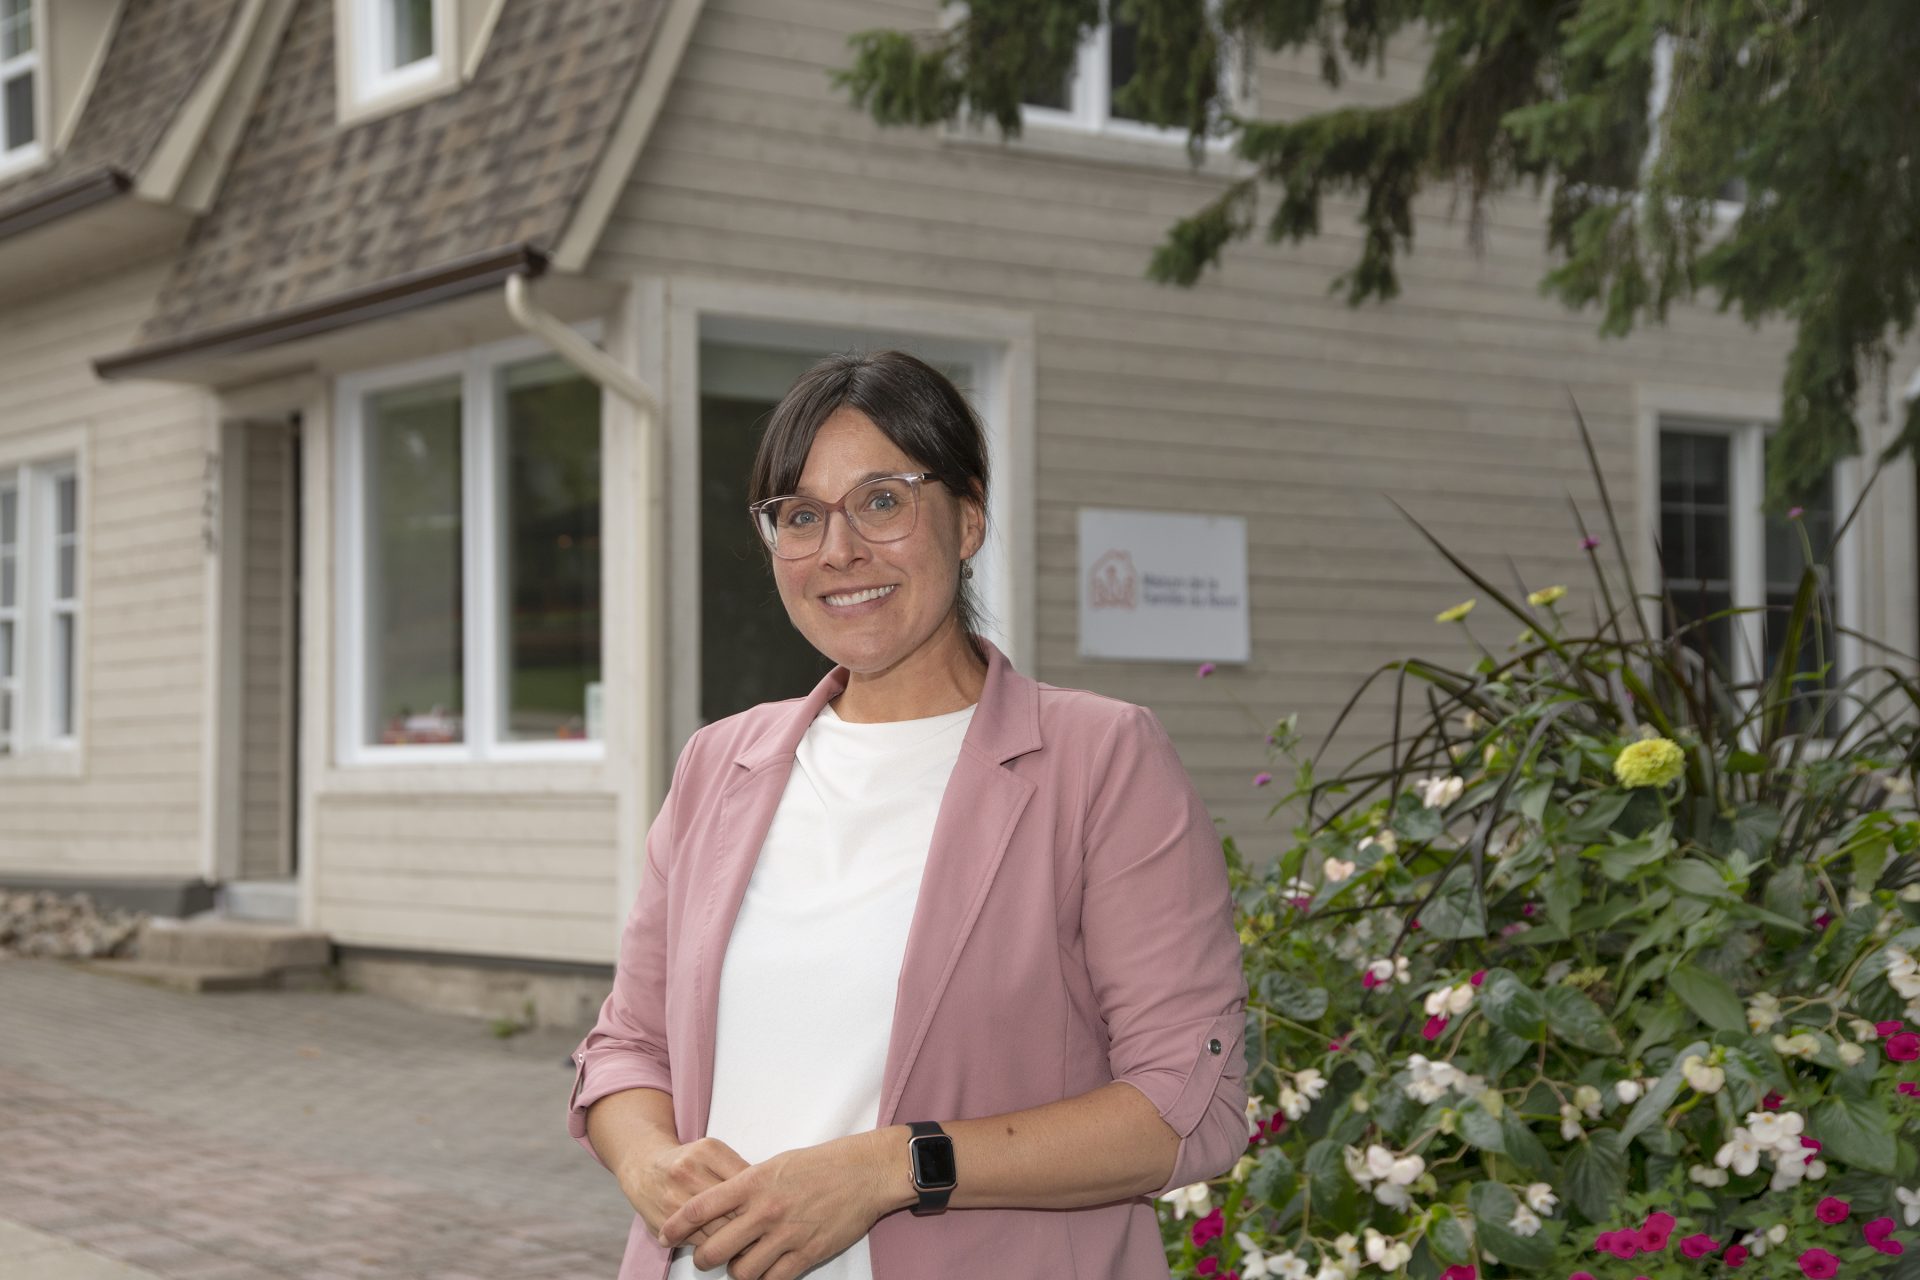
[0,0,36,157]
[499,357,602,742]
[0,482,15,753]
[49,471,76,738]
[384,0,434,71]
[1659,431,1733,666]
[365,378,464,746]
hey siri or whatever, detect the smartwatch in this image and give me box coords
[906,1121,957,1216]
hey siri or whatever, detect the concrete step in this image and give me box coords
[80,958,284,994]
[135,918,331,970]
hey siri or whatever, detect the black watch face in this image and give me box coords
[911,1135,957,1189]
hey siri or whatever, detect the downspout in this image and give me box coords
[504,271,666,929]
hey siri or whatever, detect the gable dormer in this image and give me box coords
[2,0,124,179]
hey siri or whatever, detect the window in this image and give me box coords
[1020,2,1235,144]
[0,0,38,167]
[0,458,80,755]
[338,0,454,118]
[1658,420,1840,734]
[338,340,604,763]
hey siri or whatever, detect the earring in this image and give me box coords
[960,560,974,580]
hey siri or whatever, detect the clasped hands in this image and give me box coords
[623,1128,911,1280]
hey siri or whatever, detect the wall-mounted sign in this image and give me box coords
[1078,508,1250,663]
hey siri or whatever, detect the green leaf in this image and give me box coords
[1666,858,1733,899]
[1248,1145,1297,1207]
[1480,969,1549,1042]
[1711,802,1783,858]
[1259,971,1330,1021]
[1565,790,1632,842]
[1810,1094,1898,1175]
[1724,751,1769,774]
[1545,856,1580,935]
[1499,1110,1553,1176]
[1509,778,1553,825]
[1544,984,1620,1053]
[1563,1129,1628,1222]
[1456,1102,1505,1153]
[1468,1181,1555,1269]
[1621,1041,1707,1141]
[1427,1209,1473,1266]
[1670,963,1748,1033]
[1421,865,1487,939]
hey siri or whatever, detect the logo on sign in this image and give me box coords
[1087,550,1137,609]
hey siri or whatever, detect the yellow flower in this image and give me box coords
[1435,599,1475,623]
[1527,584,1567,607]
[1613,737,1685,788]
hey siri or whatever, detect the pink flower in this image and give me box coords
[1441,1268,1476,1280]
[1570,1274,1598,1280]
[1500,922,1529,938]
[1787,506,1805,518]
[1470,969,1487,986]
[1639,1212,1676,1253]
[1680,1234,1718,1259]
[1887,1032,1920,1062]
[1410,918,1422,930]
[1267,1113,1286,1135]
[1580,535,1601,550]
[1866,1218,1905,1256]
[1196,1258,1219,1277]
[1196,662,1216,678]
[1796,1247,1839,1279]
[1725,1244,1750,1268]
[1801,1136,1822,1151]
[1361,971,1382,990]
[1598,1233,1640,1260]
[1877,1020,1906,1036]
[1422,1015,1450,1040]
[1816,1197,1850,1224]
[1192,1208,1224,1247]
[1522,901,1538,916]
[1814,912,1833,928]
[1327,1035,1348,1052]
[1290,896,1311,913]
[1898,1082,1920,1097]
[1253,772,1273,787]
[1762,1090,1785,1110]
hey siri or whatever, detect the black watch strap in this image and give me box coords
[906,1120,956,1216]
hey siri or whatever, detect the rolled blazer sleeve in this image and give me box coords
[565,731,696,1169]
[1082,703,1248,1196]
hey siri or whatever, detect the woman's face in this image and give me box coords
[771,406,984,675]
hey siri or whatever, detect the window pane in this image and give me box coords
[1659,431,1734,668]
[388,0,434,69]
[1762,471,1838,735]
[56,543,72,600]
[3,71,33,151]
[365,377,464,745]
[0,687,10,753]
[0,0,30,59]
[1107,15,1143,121]
[0,618,10,676]
[52,612,71,737]
[500,357,601,742]
[54,473,74,535]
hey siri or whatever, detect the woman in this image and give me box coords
[567,350,1246,1280]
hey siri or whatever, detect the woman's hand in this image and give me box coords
[618,1135,751,1250]
[659,1129,904,1280]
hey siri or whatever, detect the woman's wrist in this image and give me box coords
[860,1124,920,1216]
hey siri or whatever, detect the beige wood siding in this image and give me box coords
[312,792,619,963]
[0,265,213,877]
[239,424,294,880]
[587,0,1833,851]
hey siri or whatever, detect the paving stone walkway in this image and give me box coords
[0,958,635,1279]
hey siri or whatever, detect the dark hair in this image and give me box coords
[748,349,993,658]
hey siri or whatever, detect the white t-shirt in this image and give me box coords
[668,696,978,1280]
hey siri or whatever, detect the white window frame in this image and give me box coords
[334,329,608,768]
[0,454,81,758]
[1651,412,1861,740]
[0,0,45,176]
[1019,1,1243,151]
[335,0,458,124]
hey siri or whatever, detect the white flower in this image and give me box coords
[1769,1224,1789,1244]
[1614,1078,1643,1104]
[1235,1233,1274,1279]
[1270,1250,1311,1280]
[1681,1054,1725,1093]
[1524,1182,1557,1214]
[1896,1186,1920,1226]
[1387,1153,1425,1186]
[1295,1068,1327,1101]
[1573,1084,1603,1119]
[1372,1181,1412,1209]
[1231,1154,1256,1182]
[1508,1204,1542,1238]
[1245,1094,1269,1138]
[1364,955,1412,986]
[1688,1164,1730,1187]
[1837,1041,1867,1066]
[1559,1103,1583,1142]
[1887,947,1920,1000]
[1344,1145,1373,1185]
[1901,884,1920,903]
[1279,1086,1307,1120]
[1362,1230,1413,1272]
[1715,1127,1762,1176]
[1747,991,1783,1033]
[1324,857,1358,883]
[1358,830,1397,856]
[1419,775,1465,809]
[1851,1018,1881,1040]
[1772,1032,1819,1059]
[1158,1181,1212,1219]
[1312,1267,1347,1280]
[1543,959,1573,985]
[1331,1233,1362,1277]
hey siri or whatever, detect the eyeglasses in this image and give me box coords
[748,471,938,559]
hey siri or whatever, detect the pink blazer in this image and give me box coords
[567,637,1248,1279]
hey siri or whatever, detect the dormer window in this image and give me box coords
[0,0,38,168]
[337,0,456,123]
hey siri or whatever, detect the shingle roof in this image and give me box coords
[0,0,243,213]
[131,0,665,346]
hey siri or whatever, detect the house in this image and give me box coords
[1,0,1912,1020]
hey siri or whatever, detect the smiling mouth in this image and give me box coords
[822,584,897,607]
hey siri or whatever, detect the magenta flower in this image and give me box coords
[1580,535,1601,550]
[1522,901,1538,916]
[1570,1274,1598,1280]
[1290,895,1311,913]
[1680,1233,1718,1259]
[1410,918,1422,931]
[1801,1136,1822,1151]
[1887,1032,1920,1062]
[1725,1244,1750,1268]
[1898,1081,1920,1097]
[1470,969,1487,986]
[1797,1247,1840,1279]
[1814,911,1833,928]
[1788,506,1805,518]
[1196,1257,1219,1277]
[1253,771,1273,787]
[1639,1212,1676,1253]
[1866,1218,1905,1256]
[1440,1267,1476,1280]
[1877,1020,1906,1036]
[1816,1197,1851,1224]
[1596,1232,1640,1260]
[1422,1015,1450,1040]
[1191,1207,1224,1247]
[1196,662,1216,678]
[1361,971,1382,990]
[1327,1034,1348,1052]
[1762,1090,1785,1110]
[1500,921,1529,938]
